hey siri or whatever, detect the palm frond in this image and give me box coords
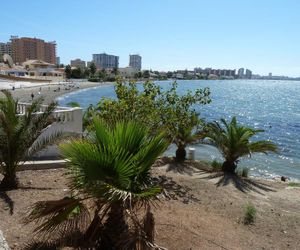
[27,130,63,157]
[25,197,91,237]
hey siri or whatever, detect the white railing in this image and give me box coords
[17,103,83,159]
[17,103,83,130]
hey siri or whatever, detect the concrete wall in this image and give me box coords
[17,103,83,160]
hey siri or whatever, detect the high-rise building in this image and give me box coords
[0,42,12,61]
[92,53,119,69]
[70,58,86,68]
[129,54,142,70]
[10,36,56,64]
[238,68,244,78]
[245,69,252,79]
[56,57,60,66]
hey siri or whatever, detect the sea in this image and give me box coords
[57,80,300,181]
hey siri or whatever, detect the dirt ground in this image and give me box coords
[0,162,300,250]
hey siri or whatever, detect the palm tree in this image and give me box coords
[205,117,278,174]
[174,125,205,161]
[0,90,59,190]
[25,118,169,249]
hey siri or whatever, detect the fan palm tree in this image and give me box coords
[174,125,205,161]
[205,117,278,174]
[0,90,59,190]
[25,118,169,249]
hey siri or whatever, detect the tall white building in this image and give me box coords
[92,53,119,69]
[238,68,244,78]
[129,54,142,70]
[245,69,252,79]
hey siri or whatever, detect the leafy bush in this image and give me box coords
[88,77,98,82]
[244,202,256,224]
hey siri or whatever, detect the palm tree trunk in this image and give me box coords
[222,161,236,174]
[100,201,128,249]
[175,145,186,161]
[0,172,18,190]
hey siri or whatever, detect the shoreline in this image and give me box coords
[9,81,114,104]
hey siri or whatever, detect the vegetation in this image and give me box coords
[89,62,97,77]
[91,80,210,161]
[205,117,278,174]
[244,202,257,224]
[288,182,300,187]
[211,159,222,171]
[25,118,169,249]
[64,65,72,79]
[0,90,59,190]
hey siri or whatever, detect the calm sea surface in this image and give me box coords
[58,80,300,180]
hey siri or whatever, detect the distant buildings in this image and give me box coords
[70,58,86,68]
[237,68,252,79]
[129,54,142,70]
[23,59,64,81]
[245,69,252,79]
[10,36,56,64]
[238,68,244,78]
[194,67,235,78]
[92,53,119,69]
[0,42,12,61]
[118,67,139,78]
[56,57,60,65]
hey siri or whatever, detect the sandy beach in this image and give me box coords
[6,81,112,105]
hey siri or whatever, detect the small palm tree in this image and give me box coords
[205,117,278,174]
[25,118,169,249]
[174,125,204,161]
[0,90,59,190]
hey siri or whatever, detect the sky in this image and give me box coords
[1,0,300,76]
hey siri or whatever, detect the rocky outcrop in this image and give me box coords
[0,230,10,250]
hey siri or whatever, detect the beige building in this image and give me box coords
[23,59,64,81]
[11,36,56,64]
[118,67,138,78]
[70,58,86,68]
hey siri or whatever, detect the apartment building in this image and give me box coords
[129,54,142,70]
[92,53,119,69]
[70,58,86,68]
[10,36,56,64]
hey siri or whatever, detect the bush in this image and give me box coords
[244,202,256,224]
[288,182,300,187]
[88,78,98,82]
[211,160,222,171]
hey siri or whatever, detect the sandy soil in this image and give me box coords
[8,81,112,104]
[0,161,299,250]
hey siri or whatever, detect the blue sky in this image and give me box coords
[1,0,300,76]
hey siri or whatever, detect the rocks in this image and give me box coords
[0,230,10,250]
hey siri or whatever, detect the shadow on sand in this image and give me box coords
[152,175,200,203]
[200,171,275,194]
[0,191,14,215]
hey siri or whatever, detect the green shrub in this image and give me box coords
[88,78,98,82]
[288,182,300,187]
[244,202,256,224]
[211,160,222,171]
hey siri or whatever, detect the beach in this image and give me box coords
[5,81,112,104]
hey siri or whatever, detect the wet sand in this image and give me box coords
[8,81,112,104]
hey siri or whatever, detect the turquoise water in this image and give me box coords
[57,80,300,180]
